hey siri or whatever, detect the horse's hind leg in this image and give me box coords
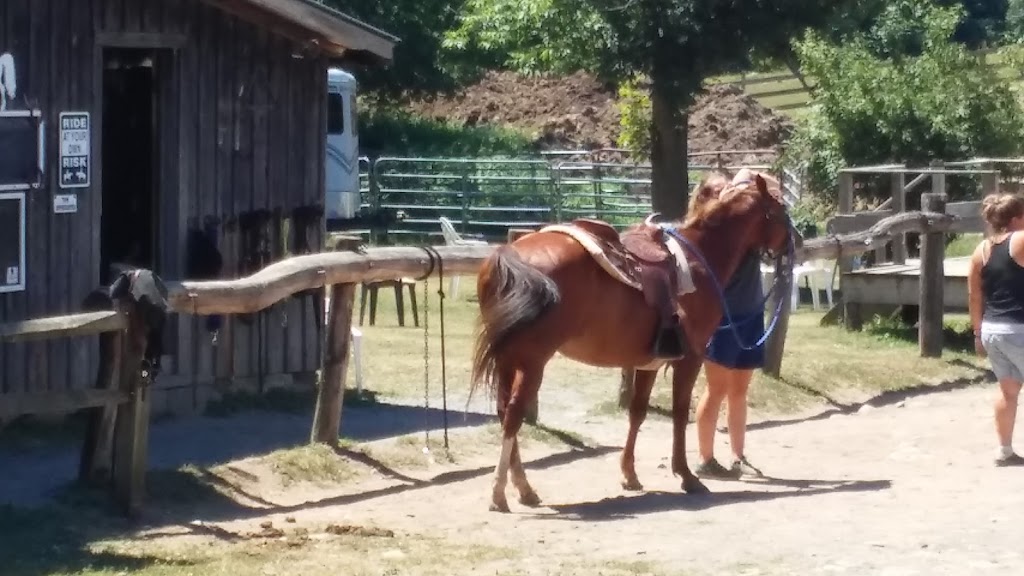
[510,438,541,506]
[620,369,658,491]
[490,363,544,512]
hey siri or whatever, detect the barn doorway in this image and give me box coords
[99,47,160,285]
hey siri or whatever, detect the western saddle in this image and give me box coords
[568,217,692,360]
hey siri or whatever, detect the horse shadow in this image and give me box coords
[537,477,892,521]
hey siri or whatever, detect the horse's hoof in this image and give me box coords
[518,491,542,507]
[489,495,511,513]
[621,478,644,492]
[682,477,710,494]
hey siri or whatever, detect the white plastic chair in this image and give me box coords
[792,259,835,310]
[761,259,835,311]
[438,216,488,299]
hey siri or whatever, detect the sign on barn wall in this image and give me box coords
[0,192,26,293]
[59,112,90,188]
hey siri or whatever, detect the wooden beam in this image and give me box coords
[311,283,356,445]
[79,326,124,484]
[919,193,947,358]
[111,300,153,518]
[762,257,794,378]
[165,244,497,315]
[0,388,128,419]
[0,311,125,343]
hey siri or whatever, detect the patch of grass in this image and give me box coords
[0,497,520,576]
[267,443,362,486]
[360,104,536,157]
[645,310,988,418]
[946,233,982,258]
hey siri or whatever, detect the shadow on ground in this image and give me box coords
[540,478,893,521]
[0,396,495,508]
[746,361,994,433]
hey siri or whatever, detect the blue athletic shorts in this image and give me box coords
[705,312,766,370]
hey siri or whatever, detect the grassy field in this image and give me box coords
[707,45,1024,117]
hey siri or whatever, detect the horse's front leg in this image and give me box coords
[671,355,709,494]
[620,368,659,491]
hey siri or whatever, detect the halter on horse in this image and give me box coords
[471,171,798,512]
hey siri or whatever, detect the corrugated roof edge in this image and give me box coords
[301,0,401,43]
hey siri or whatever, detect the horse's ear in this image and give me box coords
[754,174,769,197]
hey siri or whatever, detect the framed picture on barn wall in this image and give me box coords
[0,191,26,293]
[0,110,45,189]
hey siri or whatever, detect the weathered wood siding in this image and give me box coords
[0,0,326,413]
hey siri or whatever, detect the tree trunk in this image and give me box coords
[649,73,690,220]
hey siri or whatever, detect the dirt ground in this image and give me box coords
[5,375,1018,575]
[403,71,793,161]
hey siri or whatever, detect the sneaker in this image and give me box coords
[995,452,1024,467]
[696,458,741,480]
[731,456,765,478]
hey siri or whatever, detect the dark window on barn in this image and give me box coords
[327,92,344,134]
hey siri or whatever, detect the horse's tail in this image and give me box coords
[470,245,560,401]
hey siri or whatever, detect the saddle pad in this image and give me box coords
[540,224,696,297]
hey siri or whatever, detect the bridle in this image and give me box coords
[659,178,798,350]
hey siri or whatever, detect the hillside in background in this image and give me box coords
[399,70,795,163]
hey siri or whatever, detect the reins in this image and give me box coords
[663,217,796,351]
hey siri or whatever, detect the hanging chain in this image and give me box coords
[422,258,432,456]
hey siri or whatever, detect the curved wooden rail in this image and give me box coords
[165,244,498,315]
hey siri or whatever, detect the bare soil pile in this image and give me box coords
[402,71,795,162]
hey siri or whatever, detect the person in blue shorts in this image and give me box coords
[693,176,771,480]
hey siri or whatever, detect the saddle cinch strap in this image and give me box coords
[538,223,696,296]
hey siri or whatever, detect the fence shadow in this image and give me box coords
[0,400,496,508]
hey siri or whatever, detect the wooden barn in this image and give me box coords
[0,0,397,416]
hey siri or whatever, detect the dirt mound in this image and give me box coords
[688,83,796,164]
[402,71,794,162]
[405,70,620,150]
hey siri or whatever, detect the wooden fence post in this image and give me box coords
[78,321,123,484]
[837,170,858,330]
[919,192,947,358]
[111,298,152,517]
[891,172,907,264]
[507,227,541,424]
[762,257,794,378]
[311,236,361,445]
[311,283,356,445]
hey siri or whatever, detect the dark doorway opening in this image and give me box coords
[99,48,159,285]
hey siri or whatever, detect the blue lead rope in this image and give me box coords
[663,224,796,351]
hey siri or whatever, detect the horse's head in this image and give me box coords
[685,169,799,258]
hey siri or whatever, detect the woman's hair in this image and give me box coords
[981,192,1024,232]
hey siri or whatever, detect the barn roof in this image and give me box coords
[205,0,399,63]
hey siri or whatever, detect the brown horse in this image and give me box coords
[471,172,796,513]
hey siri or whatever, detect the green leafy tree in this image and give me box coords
[323,0,475,95]
[445,0,854,218]
[786,0,1024,204]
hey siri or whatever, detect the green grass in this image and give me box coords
[356,275,988,421]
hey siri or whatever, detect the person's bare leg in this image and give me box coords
[995,378,1023,466]
[696,362,730,463]
[725,368,754,460]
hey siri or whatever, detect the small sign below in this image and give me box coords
[5,266,18,285]
[53,193,78,214]
[59,112,90,189]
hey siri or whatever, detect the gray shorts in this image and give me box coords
[981,331,1024,382]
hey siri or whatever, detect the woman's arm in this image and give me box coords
[967,241,986,338]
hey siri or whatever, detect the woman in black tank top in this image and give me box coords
[967,192,1024,466]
